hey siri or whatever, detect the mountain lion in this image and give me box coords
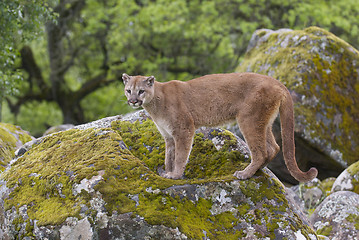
[122,73,318,182]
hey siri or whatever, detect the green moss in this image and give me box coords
[3,129,120,225]
[0,138,13,171]
[321,177,336,195]
[0,123,33,171]
[2,125,184,227]
[316,225,332,236]
[347,161,359,176]
[0,128,19,170]
[238,203,251,216]
[0,123,33,145]
[317,235,330,240]
[186,131,248,179]
[240,175,285,204]
[111,119,249,180]
[0,128,18,148]
[111,119,166,173]
[138,194,206,238]
[237,26,359,166]
[35,198,81,225]
[12,216,24,232]
[25,219,35,237]
[346,161,359,194]
[136,192,247,239]
[346,211,359,230]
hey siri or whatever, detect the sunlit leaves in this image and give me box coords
[0,0,56,97]
[3,0,359,134]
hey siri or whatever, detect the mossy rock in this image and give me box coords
[0,112,317,239]
[237,26,359,173]
[331,161,359,194]
[321,177,336,195]
[310,191,359,239]
[0,123,34,171]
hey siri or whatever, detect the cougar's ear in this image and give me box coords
[145,76,155,87]
[122,73,131,85]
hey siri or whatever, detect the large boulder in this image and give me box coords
[331,161,359,194]
[0,123,33,171]
[236,27,359,183]
[310,191,359,239]
[0,111,318,239]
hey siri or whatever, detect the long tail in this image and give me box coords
[279,90,318,182]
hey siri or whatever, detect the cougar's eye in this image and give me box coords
[138,90,145,95]
[126,89,131,94]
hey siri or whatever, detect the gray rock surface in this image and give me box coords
[310,191,359,239]
[331,161,359,194]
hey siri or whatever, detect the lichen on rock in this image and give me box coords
[331,161,359,194]
[310,191,359,239]
[237,26,359,174]
[0,111,318,239]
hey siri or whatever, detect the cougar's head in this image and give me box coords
[122,73,155,109]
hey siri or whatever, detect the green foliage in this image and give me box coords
[0,0,55,95]
[0,0,56,122]
[288,0,359,45]
[4,101,63,137]
[3,0,359,135]
[82,82,133,121]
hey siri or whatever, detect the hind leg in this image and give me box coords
[263,125,280,168]
[233,120,268,180]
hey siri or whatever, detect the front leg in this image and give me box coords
[164,137,175,172]
[163,129,194,179]
[155,124,176,176]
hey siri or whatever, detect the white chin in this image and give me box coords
[131,105,141,109]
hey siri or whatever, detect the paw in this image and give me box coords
[160,171,182,179]
[233,170,252,180]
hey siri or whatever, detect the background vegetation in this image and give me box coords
[1,0,359,136]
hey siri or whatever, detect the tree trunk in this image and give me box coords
[7,0,114,126]
[58,95,85,124]
[46,0,86,124]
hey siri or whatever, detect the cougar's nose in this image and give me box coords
[128,99,138,104]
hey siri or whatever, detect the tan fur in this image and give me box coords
[122,72,318,182]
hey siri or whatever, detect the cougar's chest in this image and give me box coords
[151,116,174,138]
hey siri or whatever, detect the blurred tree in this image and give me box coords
[0,0,55,121]
[7,0,111,124]
[287,0,359,46]
[4,0,359,135]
